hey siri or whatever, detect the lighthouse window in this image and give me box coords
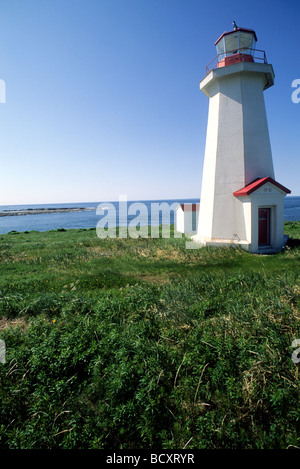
[216,38,225,56]
[224,33,240,55]
[239,32,255,52]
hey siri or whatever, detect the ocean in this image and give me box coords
[0,197,299,235]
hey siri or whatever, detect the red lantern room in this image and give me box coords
[215,21,257,68]
[205,21,267,74]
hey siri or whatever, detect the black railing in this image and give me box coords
[205,48,267,75]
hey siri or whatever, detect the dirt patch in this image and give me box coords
[155,248,183,260]
[0,317,28,331]
[131,273,171,285]
[86,246,112,257]
[134,248,152,257]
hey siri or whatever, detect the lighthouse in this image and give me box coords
[192,23,291,253]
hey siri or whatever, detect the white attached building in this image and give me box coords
[233,176,290,253]
[176,203,199,235]
[192,24,291,254]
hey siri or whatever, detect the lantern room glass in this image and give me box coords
[216,30,256,58]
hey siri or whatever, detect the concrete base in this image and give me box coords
[191,235,251,250]
[191,234,289,254]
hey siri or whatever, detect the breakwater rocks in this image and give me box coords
[0,207,95,217]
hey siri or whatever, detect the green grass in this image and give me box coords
[0,222,299,449]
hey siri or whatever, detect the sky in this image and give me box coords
[0,0,299,205]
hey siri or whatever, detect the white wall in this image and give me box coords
[194,62,276,247]
[176,207,199,234]
[176,207,185,233]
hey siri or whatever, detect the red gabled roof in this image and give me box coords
[233,177,291,197]
[179,203,200,212]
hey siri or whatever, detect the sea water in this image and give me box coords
[0,197,299,235]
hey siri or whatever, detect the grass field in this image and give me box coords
[0,222,299,449]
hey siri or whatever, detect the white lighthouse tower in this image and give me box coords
[192,23,291,254]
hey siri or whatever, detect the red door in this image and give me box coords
[258,208,270,246]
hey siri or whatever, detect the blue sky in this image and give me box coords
[0,0,299,204]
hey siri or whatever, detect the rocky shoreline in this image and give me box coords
[0,207,95,217]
